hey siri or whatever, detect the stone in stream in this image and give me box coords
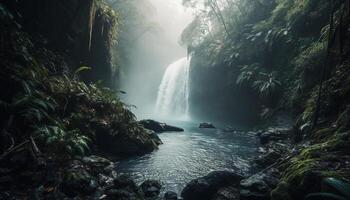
[106,174,143,200]
[140,119,184,133]
[199,122,216,129]
[140,179,162,198]
[164,191,178,200]
[258,127,292,144]
[95,123,162,157]
[181,171,243,200]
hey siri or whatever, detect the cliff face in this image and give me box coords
[2,0,117,86]
[189,56,261,125]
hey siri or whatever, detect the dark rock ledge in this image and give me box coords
[139,119,184,133]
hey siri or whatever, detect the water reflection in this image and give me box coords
[116,123,258,194]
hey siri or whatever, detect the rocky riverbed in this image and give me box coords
[0,121,294,200]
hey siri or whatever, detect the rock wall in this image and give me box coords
[2,0,117,86]
[189,56,261,125]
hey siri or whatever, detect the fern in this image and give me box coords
[74,66,92,76]
[35,125,90,156]
[253,72,281,98]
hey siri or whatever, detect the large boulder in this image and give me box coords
[181,171,243,200]
[258,127,291,144]
[105,175,143,200]
[164,191,178,200]
[240,169,281,200]
[139,119,184,133]
[211,186,240,200]
[95,124,162,157]
[61,167,98,197]
[199,122,216,129]
[140,179,162,198]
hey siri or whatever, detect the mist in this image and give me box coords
[119,0,194,119]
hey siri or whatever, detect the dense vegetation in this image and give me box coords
[183,0,350,199]
[0,1,162,198]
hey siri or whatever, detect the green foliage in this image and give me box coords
[74,66,92,76]
[236,64,259,85]
[2,61,94,157]
[237,64,281,101]
[294,42,327,83]
[252,72,282,99]
[35,126,90,156]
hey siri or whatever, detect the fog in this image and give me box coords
[119,0,193,120]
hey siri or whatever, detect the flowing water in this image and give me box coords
[155,57,191,119]
[116,121,258,195]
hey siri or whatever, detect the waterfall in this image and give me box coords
[155,56,191,119]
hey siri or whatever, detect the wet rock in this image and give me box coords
[199,122,216,129]
[113,175,138,189]
[240,169,281,200]
[164,191,178,200]
[61,168,97,197]
[211,186,240,200]
[141,179,162,198]
[147,129,163,145]
[106,175,143,200]
[105,188,142,200]
[95,125,161,157]
[82,155,114,175]
[254,151,282,168]
[140,119,184,133]
[259,133,270,145]
[258,127,291,144]
[181,171,243,200]
[82,155,112,166]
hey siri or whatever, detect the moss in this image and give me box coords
[286,0,311,21]
[294,42,327,72]
[301,89,317,122]
[283,158,320,182]
[272,131,350,199]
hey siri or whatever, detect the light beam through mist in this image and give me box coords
[119,0,194,120]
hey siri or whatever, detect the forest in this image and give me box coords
[0,0,350,200]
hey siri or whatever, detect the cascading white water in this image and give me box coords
[155,56,191,119]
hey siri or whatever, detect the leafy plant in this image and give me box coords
[237,65,281,99]
[34,125,90,156]
[253,72,282,99]
[236,64,259,85]
[74,66,92,79]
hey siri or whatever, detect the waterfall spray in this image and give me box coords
[155,56,191,119]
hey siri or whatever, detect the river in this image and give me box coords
[116,121,259,194]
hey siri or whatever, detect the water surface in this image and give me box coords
[116,121,258,194]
